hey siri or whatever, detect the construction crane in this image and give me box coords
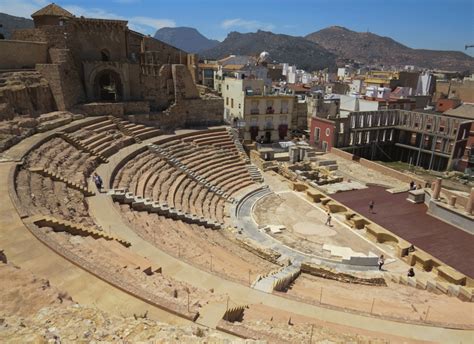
[465,45,474,50]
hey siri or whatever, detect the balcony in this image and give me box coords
[250,108,260,115]
[266,107,275,114]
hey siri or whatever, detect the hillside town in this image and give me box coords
[0,2,473,343]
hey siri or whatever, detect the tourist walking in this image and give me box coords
[325,212,332,226]
[93,172,103,192]
[378,254,385,271]
[410,181,415,190]
[369,200,375,213]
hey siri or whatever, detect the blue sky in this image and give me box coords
[1,0,473,55]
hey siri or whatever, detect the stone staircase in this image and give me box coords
[386,272,473,302]
[147,143,237,204]
[246,164,264,183]
[108,116,141,143]
[252,264,301,293]
[28,166,95,196]
[57,132,108,163]
[109,189,222,230]
[29,214,131,247]
[109,116,161,143]
[227,127,251,163]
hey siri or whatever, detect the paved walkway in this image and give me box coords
[332,186,474,278]
[86,142,474,342]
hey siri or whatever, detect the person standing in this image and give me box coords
[378,254,385,271]
[369,200,375,214]
[93,172,103,192]
[325,212,332,226]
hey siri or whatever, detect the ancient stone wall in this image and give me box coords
[0,71,57,119]
[35,49,85,110]
[172,64,199,100]
[74,102,124,116]
[71,20,127,62]
[11,28,47,43]
[0,40,48,70]
[171,98,223,128]
[142,37,187,65]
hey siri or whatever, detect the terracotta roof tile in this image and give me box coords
[32,3,74,18]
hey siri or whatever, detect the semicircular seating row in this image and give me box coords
[113,129,258,225]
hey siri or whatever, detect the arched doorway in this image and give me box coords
[93,69,122,101]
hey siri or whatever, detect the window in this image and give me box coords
[226,97,229,106]
[231,98,234,108]
[325,128,331,137]
[280,115,288,124]
[314,127,321,142]
[226,85,229,90]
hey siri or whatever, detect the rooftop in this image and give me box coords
[31,3,74,18]
[443,103,474,120]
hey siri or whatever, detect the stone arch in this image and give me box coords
[93,68,123,101]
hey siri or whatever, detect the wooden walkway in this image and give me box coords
[332,186,474,278]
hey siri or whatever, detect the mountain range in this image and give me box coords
[154,27,219,53]
[305,26,473,72]
[200,30,337,71]
[0,13,34,39]
[159,26,473,72]
[1,11,472,72]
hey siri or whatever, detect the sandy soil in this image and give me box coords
[0,262,244,343]
[324,152,407,189]
[285,273,474,328]
[253,191,383,258]
[117,204,277,285]
[222,303,432,344]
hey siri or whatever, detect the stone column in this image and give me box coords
[465,187,474,215]
[432,178,442,200]
[449,196,457,207]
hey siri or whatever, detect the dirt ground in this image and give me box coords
[0,262,242,343]
[225,303,433,344]
[285,273,474,328]
[253,191,383,258]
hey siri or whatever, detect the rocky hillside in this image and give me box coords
[154,27,220,53]
[0,262,242,343]
[0,13,34,39]
[201,30,337,71]
[306,26,474,71]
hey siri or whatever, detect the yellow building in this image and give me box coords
[364,70,400,89]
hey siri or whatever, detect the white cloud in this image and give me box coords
[0,0,48,18]
[64,5,175,34]
[221,18,275,31]
[130,16,175,30]
[0,1,175,35]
